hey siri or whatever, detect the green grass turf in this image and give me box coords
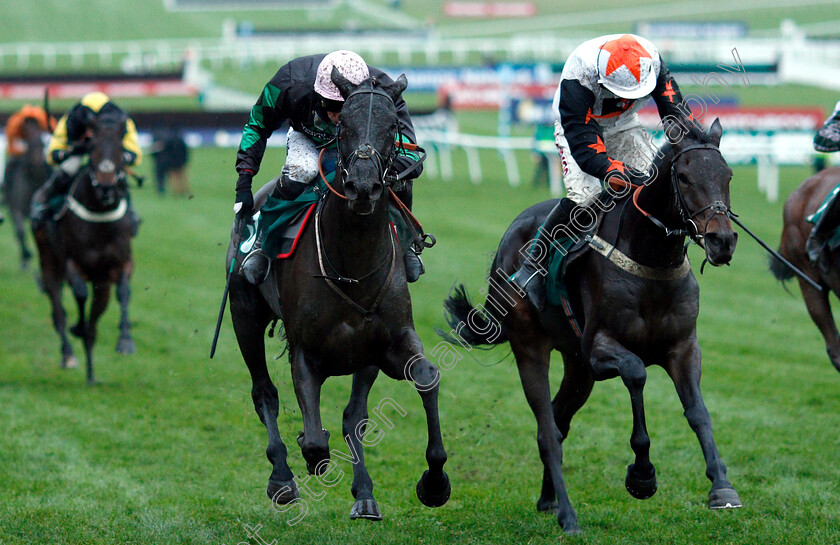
[1,146,840,544]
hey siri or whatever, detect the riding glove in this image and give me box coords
[234,172,254,220]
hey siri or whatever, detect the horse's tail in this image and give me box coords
[769,249,795,283]
[437,283,509,347]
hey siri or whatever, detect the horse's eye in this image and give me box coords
[678,173,690,185]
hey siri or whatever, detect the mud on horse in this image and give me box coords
[227,68,450,520]
[443,119,741,533]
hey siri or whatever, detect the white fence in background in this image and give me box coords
[2,33,839,88]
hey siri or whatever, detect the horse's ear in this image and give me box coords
[385,74,408,102]
[709,117,723,147]
[331,66,356,99]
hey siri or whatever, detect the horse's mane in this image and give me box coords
[650,120,712,175]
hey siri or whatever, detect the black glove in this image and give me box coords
[234,172,254,221]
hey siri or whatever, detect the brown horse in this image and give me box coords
[33,107,135,383]
[227,69,449,520]
[771,166,840,372]
[442,120,741,533]
[5,116,51,269]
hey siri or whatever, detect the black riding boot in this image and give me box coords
[393,184,425,283]
[240,173,307,286]
[31,171,71,232]
[512,197,577,312]
[2,158,20,206]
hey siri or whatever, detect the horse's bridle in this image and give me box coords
[335,84,397,187]
[632,143,730,246]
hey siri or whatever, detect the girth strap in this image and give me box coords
[587,234,691,281]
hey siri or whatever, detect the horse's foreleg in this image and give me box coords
[664,337,741,510]
[229,276,297,504]
[798,278,840,372]
[115,265,136,354]
[290,349,330,476]
[37,249,76,369]
[85,280,112,385]
[343,365,382,520]
[590,331,657,500]
[66,262,88,340]
[383,329,450,510]
[11,210,31,268]
[538,352,594,514]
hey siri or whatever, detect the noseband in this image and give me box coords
[335,85,396,187]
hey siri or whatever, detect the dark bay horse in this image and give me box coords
[771,166,840,372]
[227,69,450,520]
[5,116,51,269]
[33,108,136,384]
[442,120,740,533]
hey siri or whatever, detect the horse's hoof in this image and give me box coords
[350,498,382,520]
[625,463,657,500]
[709,487,742,509]
[536,498,559,514]
[267,479,298,504]
[559,516,582,535]
[116,338,136,355]
[62,355,79,369]
[416,470,450,508]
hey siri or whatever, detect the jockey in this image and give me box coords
[805,100,840,260]
[2,104,53,205]
[234,50,424,286]
[31,92,142,234]
[512,34,694,311]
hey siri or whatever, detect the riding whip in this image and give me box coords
[727,211,822,291]
[210,215,246,358]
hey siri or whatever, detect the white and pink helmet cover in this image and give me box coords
[314,50,370,102]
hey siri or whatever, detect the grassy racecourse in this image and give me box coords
[1,145,839,544]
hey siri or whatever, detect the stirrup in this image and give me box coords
[240,249,271,285]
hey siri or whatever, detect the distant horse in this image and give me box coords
[771,166,840,372]
[227,69,450,520]
[33,108,136,384]
[5,116,51,269]
[442,120,741,533]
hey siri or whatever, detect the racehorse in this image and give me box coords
[442,119,741,533]
[33,107,136,384]
[5,116,51,269]
[227,68,450,520]
[771,166,840,373]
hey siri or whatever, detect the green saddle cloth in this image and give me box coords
[806,182,840,250]
[256,175,413,259]
[543,235,578,307]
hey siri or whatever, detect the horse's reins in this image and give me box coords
[312,82,403,317]
[610,143,730,245]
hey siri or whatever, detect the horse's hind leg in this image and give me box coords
[798,278,840,372]
[229,276,297,503]
[664,338,741,509]
[343,365,383,520]
[509,337,579,533]
[538,352,594,514]
[383,330,450,511]
[115,265,136,354]
[589,332,657,500]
